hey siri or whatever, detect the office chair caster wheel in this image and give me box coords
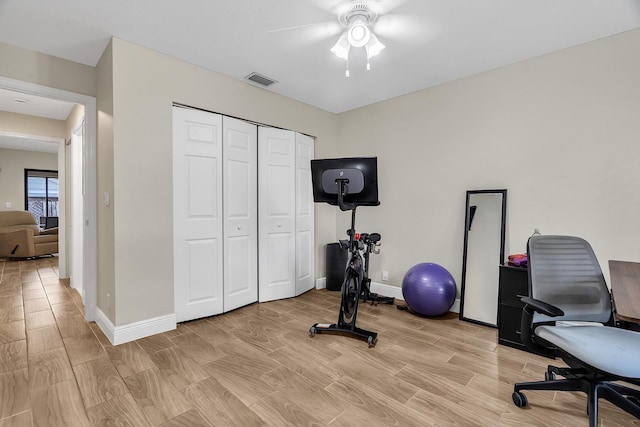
[545,371,555,381]
[309,326,316,337]
[367,336,377,348]
[512,392,528,408]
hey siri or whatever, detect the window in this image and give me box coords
[24,169,59,229]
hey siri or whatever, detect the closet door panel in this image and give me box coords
[268,233,295,281]
[173,107,223,322]
[223,117,258,312]
[175,108,314,316]
[258,127,296,302]
[295,133,315,295]
[187,239,220,300]
[225,235,251,301]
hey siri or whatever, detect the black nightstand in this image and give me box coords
[498,265,530,352]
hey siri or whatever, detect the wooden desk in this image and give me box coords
[609,260,640,324]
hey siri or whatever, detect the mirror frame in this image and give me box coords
[459,189,507,327]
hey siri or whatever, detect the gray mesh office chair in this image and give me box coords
[512,235,640,426]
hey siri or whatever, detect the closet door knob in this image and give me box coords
[237,225,242,230]
[277,223,282,228]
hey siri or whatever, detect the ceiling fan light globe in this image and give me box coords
[330,32,350,60]
[366,34,385,58]
[348,22,370,47]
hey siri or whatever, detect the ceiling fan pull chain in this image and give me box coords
[366,45,371,71]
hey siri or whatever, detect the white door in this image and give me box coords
[173,107,224,322]
[70,122,84,302]
[222,117,258,312]
[258,127,296,302]
[295,133,315,296]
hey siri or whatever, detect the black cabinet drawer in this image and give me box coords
[498,304,524,344]
[498,265,552,357]
[499,266,528,306]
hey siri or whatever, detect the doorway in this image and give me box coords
[0,76,97,321]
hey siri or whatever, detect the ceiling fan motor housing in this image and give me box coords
[339,3,377,28]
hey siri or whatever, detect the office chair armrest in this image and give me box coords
[520,297,563,358]
[521,296,564,317]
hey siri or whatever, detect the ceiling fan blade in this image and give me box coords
[367,0,412,16]
[307,0,345,14]
[374,13,431,42]
[267,21,339,34]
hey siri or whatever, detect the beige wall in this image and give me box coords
[0,148,58,211]
[0,110,66,137]
[65,104,85,136]
[107,38,338,325]
[96,40,115,323]
[0,41,96,97]
[337,28,640,291]
[0,111,64,212]
[4,27,639,330]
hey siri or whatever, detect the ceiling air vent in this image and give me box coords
[244,72,277,87]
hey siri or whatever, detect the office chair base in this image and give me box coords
[513,374,640,427]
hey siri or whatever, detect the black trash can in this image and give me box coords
[326,243,348,291]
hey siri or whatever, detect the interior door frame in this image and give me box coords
[0,76,98,322]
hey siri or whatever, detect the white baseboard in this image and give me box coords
[95,308,176,345]
[370,281,404,300]
[450,298,460,314]
[316,279,462,314]
[92,279,462,346]
[370,281,460,314]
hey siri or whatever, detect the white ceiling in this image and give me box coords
[0,0,640,115]
[0,87,76,120]
[0,132,62,153]
[0,87,75,152]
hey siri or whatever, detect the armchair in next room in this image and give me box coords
[0,210,59,258]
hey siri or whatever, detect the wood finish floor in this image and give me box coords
[0,256,638,426]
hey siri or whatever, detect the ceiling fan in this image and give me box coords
[268,0,415,77]
[330,2,385,76]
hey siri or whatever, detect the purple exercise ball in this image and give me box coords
[402,263,457,317]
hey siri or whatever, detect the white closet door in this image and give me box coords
[223,116,258,312]
[295,133,315,296]
[173,107,223,322]
[258,127,296,302]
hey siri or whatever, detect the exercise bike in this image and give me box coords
[309,157,381,347]
[310,206,379,347]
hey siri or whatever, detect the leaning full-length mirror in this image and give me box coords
[459,190,507,326]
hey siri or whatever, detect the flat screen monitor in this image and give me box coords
[311,157,379,207]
